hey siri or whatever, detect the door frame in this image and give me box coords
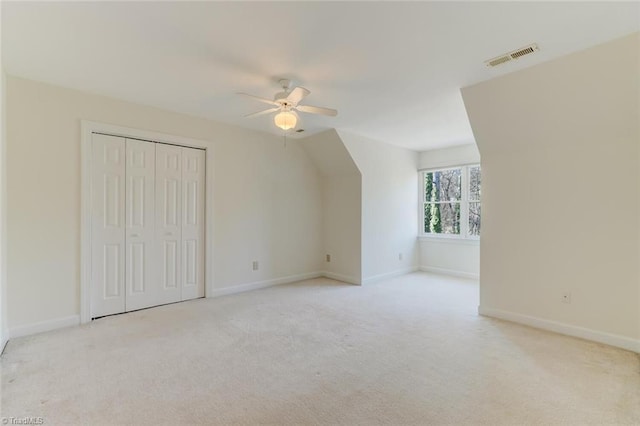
[80,120,214,324]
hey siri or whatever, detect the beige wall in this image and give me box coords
[419,239,479,279]
[6,76,323,329]
[418,144,480,170]
[0,4,6,349]
[338,131,419,282]
[301,129,419,285]
[299,130,362,284]
[322,175,362,284]
[1,67,7,350]
[462,33,639,349]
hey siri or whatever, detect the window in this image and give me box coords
[421,165,481,238]
[468,165,481,236]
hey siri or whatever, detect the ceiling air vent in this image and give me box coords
[488,55,511,67]
[485,43,539,67]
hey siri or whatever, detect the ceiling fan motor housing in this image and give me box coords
[239,78,337,123]
[274,91,290,103]
[274,79,292,103]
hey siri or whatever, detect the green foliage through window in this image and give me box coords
[422,166,480,237]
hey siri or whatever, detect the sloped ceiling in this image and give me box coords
[2,1,639,151]
[298,130,360,178]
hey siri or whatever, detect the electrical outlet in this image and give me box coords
[252,261,259,271]
[398,253,403,261]
[326,254,331,262]
[562,292,571,304]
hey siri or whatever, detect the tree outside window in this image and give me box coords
[422,165,480,238]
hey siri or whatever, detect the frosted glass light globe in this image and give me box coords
[274,111,297,130]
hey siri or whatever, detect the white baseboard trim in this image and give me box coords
[8,315,80,340]
[479,306,640,354]
[361,266,419,285]
[419,266,479,280]
[210,271,324,298]
[321,271,361,285]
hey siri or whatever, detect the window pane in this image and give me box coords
[424,203,431,233]
[469,166,481,201]
[424,169,461,203]
[469,202,481,236]
[424,202,460,234]
[424,172,434,202]
[436,169,461,202]
[440,202,461,234]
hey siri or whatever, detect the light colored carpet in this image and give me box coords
[1,273,639,425]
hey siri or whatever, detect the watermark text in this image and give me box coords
[1,417,45,425]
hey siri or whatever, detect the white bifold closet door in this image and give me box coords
[125,139,158,311]
[180,148,206,301]
[155,143,183,305]
[91,134,205,318]
[91,134,126,317]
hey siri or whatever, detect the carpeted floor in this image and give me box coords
[1,273,639,425]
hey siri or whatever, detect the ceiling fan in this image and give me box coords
[238,79,337,131]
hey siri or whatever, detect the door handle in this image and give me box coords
[165,232,172,236]
[130,233,139,238]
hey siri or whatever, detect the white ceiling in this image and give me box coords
[2,2,639,151]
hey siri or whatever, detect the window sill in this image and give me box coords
[417,235,480,245]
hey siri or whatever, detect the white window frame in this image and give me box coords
[419,164,480,240]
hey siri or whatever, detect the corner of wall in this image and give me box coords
[463,33,640,346]
[335,130,420,281]
[299,129,363,284]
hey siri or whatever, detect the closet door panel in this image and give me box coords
[156,144,182,304]
[181,148,205,300]
[125,139,157,311]
[91,134,126,317]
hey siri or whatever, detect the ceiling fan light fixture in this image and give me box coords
[274,111,297,130]
[240,82,336,130]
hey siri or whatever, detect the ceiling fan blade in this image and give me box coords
[237,92,278,106]
[286,86,310,105]
[244,107,280,118]
[296,105,338,117]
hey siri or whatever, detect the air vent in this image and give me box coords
[510,46,535,59]
[485,43,539,67]
[488,56,511,67]
[295,129,305,133]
